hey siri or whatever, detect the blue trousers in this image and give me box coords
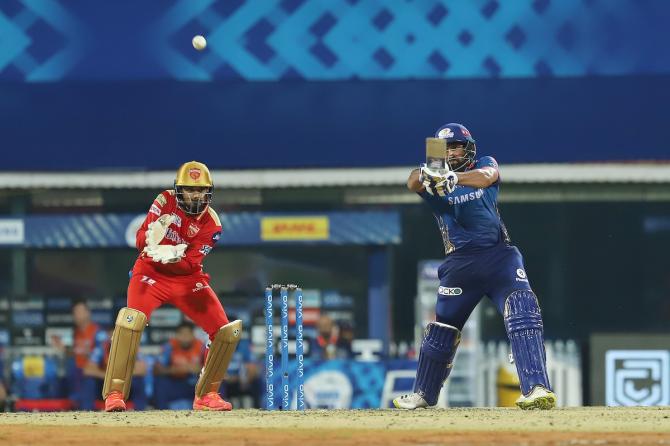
[436,243,533,328]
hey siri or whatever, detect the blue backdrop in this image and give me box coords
[1,76,668,169]
[1,0,668,169]
[1,0,669,81]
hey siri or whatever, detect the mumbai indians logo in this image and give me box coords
[438,128,454,139]
[438,286,462,296]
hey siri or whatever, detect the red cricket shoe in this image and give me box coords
[193,392,233,411]
[104,391,127,412]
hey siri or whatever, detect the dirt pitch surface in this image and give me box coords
[1,407,669,446]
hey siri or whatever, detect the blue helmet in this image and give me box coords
[434,123,476,172]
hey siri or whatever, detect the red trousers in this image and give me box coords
[127,263,228,341]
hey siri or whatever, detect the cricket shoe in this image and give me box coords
[392,393,431,409]
[516,385,557,410]
[193,392,233,411]
[104,391,127,412]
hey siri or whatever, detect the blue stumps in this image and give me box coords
[504,289,551,395]
[280,286,289,410]
[265,284,305,411]
[295,287,305,410]
[264,287,275,410]
[413,322,461,406]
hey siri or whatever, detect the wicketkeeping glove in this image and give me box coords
[144,243,187,264]
[145,214,174,248]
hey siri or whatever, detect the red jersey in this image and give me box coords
[133,190,222,278]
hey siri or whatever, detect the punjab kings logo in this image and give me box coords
[606,350,670,406]
[187,223,200,237]
[189,168,201,180]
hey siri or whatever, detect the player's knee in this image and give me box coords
[114,307,147,331]
[503,289,543,333]
[421,322,461,359]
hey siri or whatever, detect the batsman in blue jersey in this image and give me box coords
[393,123,556,410]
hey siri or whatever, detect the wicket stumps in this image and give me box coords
[265,284,304,410]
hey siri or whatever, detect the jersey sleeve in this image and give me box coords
[476,156,501,184]
[151,214,222,276]
[136,191,173,251]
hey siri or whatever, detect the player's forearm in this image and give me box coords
[136,231,147,251]
[407,169,424,192]
[456,168,497,188]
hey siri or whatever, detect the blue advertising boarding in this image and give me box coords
[0,211,400,247]
[267,358,419,409]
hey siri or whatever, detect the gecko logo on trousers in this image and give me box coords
[438,286,463,296]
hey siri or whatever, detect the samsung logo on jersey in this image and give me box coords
[448,189,484,205]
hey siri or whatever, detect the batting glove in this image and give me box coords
[420,166,458,196]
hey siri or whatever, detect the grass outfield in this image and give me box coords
[1,407,669,445]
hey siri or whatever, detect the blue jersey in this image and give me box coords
[419,156,510,255]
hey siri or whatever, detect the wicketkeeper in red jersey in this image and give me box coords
[103,161,242,412]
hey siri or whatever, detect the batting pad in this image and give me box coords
[195,320,243,397]
[413,322,461,406]
[102,307,147,399]
[504,289,551,395]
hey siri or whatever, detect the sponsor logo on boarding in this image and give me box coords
[192,282,211,292]
[261,216,329,241]
[149,204,161,216]
[0,219,24,244]
[189,168,201,180]
[516,268,528,282]
[438,128,454,139]
[606,350,670,406]
[438,286,463,296]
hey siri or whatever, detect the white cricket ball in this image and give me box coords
[192,35,207,51]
